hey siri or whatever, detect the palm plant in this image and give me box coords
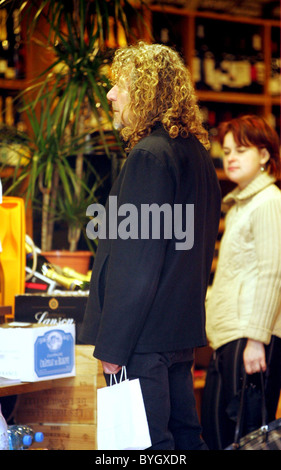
[0,0,144,252]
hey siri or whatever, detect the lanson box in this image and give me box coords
[0,323,75,382]
[15,293,88,343]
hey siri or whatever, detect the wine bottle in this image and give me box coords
[26,248,90,291]
[194,23,209,90]
[41,264,89,291]
[251,33,264,93]
[13,8,25,79]
[233,37,251,92]
[204,48,217,91]
[270,58,281,96]
[5,96,14,126]
[0,9,8,79]
[62,266,91,283]
[220,46,235,91]
[193,24,203,88]
[5,9,16,80]
[269,29,280,96]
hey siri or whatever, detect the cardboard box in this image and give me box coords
[16,345,105,425]
[14,293,88,343]
[0,323,75,382]
[15,345,106,449]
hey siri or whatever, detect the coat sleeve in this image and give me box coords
[93,148,175,365]
[244,197,281,343]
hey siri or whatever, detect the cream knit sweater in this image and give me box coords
[206,172,281,351]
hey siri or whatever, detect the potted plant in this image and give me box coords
[0,0,143,270]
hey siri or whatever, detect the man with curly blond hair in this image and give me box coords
[80,42,221,450]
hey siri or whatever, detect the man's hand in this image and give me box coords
[243,339,267,374]
[101,361,122,375]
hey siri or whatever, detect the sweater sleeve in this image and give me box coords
[244,196,281,343]
[93,148,175,365]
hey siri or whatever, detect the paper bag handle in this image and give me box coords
[110,366,127,386]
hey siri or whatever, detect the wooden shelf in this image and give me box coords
[197,90,269,105]
[271,96,281,105]
[150,5,280,27]
[0,78,27,91]
[0,377,72,398]
[145,4,280,125]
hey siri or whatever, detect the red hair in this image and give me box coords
[218,115,280,179]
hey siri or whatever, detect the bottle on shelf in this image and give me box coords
[220,34,235,92]
[250,32,265,93]
[152,12,183,55]
[232,36,252,92]
[42,263,90,291]
[5,9,16,81]
[204,50,220,91]
[0,9,8,79]
[26,246,90,291]
[160,27,169,45]
[269,30,281,96]
[219,27,251,92]
[0,7,25,81]
[61,266,91,284]
[13,8,25,79]
[193,23,210,90]
[0,404,9,451]
[194,20,267,95]
[5,96,14,126]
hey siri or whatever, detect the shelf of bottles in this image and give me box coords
[149,7,280,168]
[151,9,280,98]
[192,16,280,161]
[0,6,26,130]
[194,19,266,94]
[0,7,25,81]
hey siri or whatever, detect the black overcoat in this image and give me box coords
[79,125,221,365]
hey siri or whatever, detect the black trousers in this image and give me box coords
[105,349,208,450]
[201,336,281,450]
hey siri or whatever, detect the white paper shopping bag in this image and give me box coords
[97,367,151,450]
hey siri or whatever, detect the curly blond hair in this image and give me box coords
[111,42,209,151]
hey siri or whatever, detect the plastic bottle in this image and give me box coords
[0,404,9,450]
[8,424,44,449]
[18,424,44,446]
[7,427,32,450]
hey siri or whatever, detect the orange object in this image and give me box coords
[0,197,26,318]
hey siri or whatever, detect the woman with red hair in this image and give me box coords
[201,115,281,449]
